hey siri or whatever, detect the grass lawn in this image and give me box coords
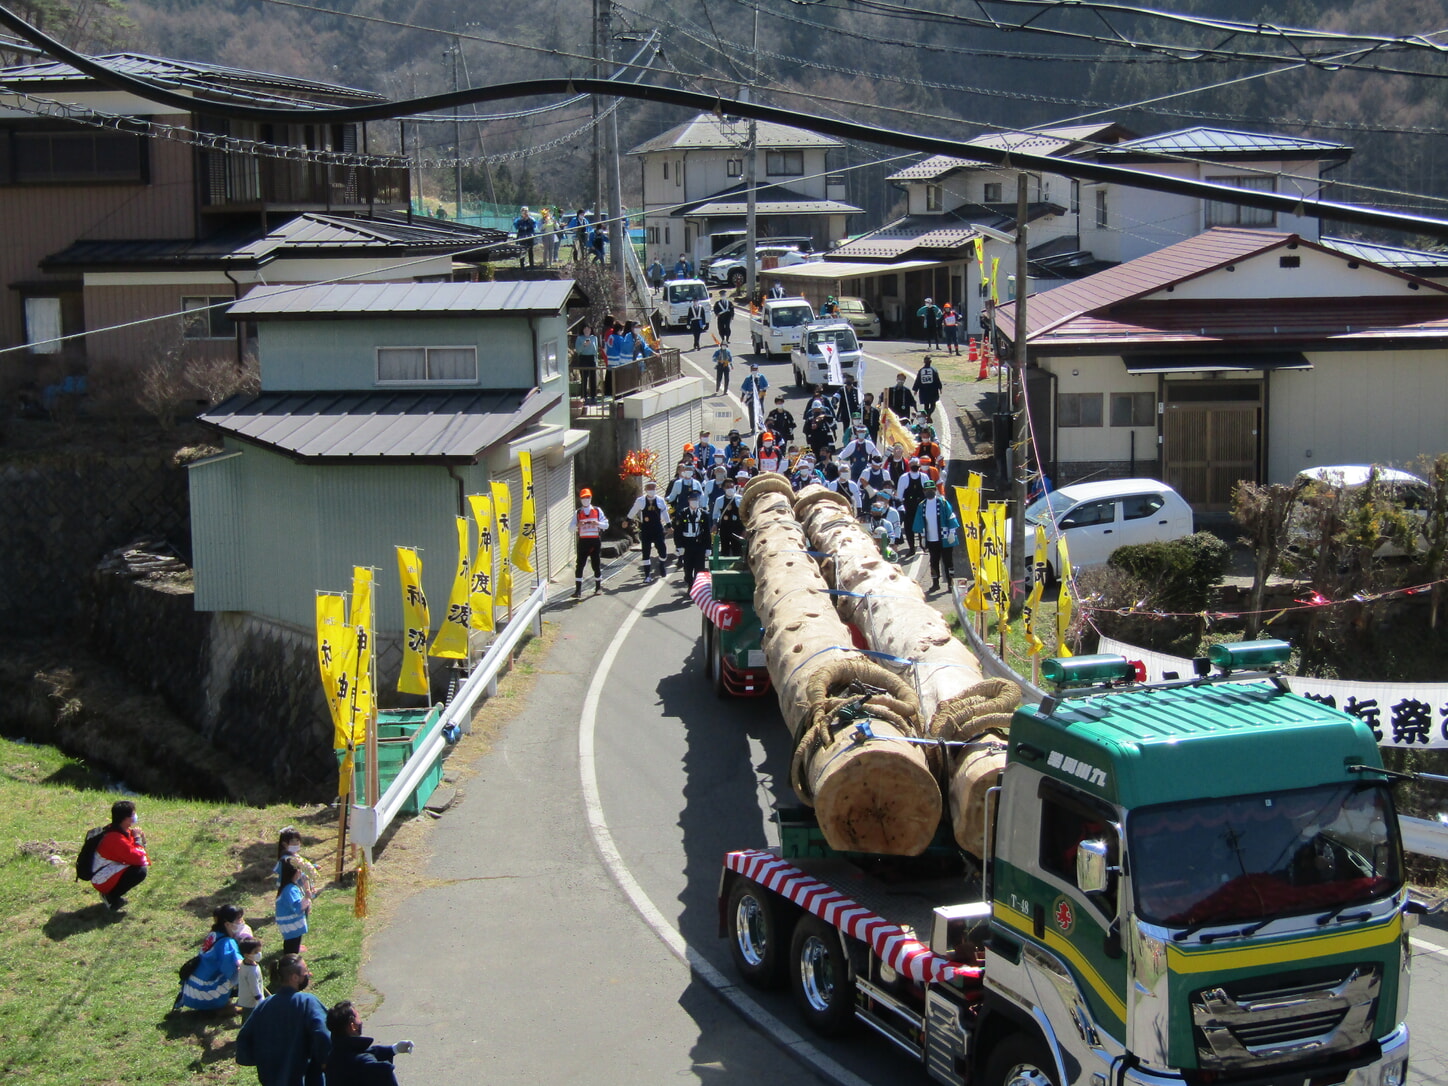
[953,595,1063,684]
[0,739,365,1085]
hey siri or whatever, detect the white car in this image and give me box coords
[791,321,864,388]
[707,244,814,287]
[1018,478,1195,577]
[1291,465,1430,558]
[662,278,710,329]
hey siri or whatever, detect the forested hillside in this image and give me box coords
[4,0,1447,243]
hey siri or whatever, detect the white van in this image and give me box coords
[791,321,864,389]
[1017,478,1195,577]
[663,278,709,329]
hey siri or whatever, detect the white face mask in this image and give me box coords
[285,843,300,855]
[725,488,736,498]
[581,500,592,509]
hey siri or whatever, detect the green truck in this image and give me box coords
[693,554,772,698]
[721,640,1420,1086]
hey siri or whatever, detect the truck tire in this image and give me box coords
[789,914,856,1036]
[727,878,786,989]
[985,1034,1058,1086]
[710,628,728,698]
[702,616,715,677]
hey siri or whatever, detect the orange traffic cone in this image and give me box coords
[967,338,978,363]
[977,342,990,380]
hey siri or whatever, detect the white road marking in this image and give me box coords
[1413,934,1448,955]
[579,581,873,1086]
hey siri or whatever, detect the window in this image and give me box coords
[646,225,660,244]
[181,296,233,340]
[1058,392,1103,427]
[925,184,943,211]
[983,182,1002,203]
[1070,180,1080,214]
[377,346,478,383]
[674,159,683,187]
[24,297,62,354]
[539,339,560,381]
[765,150,804,177]
[1037,781,1118,919]
[2,126,146,184]
[1110,391,1155,427]
[1205,175,1275,227]
[726,158,743,178]
[1095,189,1108,228]
[1122,493,1167,521]
[1060,500,1116,530]
[662,160,669,180]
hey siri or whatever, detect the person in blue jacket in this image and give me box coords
[325,1000,415,1086]
[236,954,331,1086]
[177,904,244,1012]
[912,478,960,594]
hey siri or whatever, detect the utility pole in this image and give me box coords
[451,37,463,222]
[592,0,603,216]
[744,6,759,305]
[1008,174,1030,617]
[601,0,626,311]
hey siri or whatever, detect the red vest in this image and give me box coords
[576,507,602,538]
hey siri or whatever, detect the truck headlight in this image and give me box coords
[1381,1060,1407,1086]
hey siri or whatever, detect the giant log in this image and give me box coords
[740,474,940,855]
[792,485,1021,856]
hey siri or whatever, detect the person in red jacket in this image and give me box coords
[91,799,149,911]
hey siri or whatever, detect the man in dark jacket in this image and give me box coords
[236,955,331,1086]
[914,355,943,418]
[324,1001,415,1085]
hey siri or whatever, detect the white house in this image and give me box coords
[627,113,860,265]
[995,227,1448,511]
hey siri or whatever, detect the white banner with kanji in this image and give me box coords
[1098,637,1448,749]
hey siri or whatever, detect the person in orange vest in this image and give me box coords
[573,488,609,598]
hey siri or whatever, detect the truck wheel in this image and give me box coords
[985,1035,1058,1086]
[710,630,728,698]
[729,268,746,288]
[728,879,786,989]
[789,914,856,1036]
[702,616,715,676]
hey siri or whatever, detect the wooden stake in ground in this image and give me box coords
[741,475,940,855]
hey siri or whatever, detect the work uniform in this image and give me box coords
[665,474,705,515]
[574,504,610,594]
[674,502,712,590]
[886,382,916,418]
[914,363,943,418]
[755,442,783,475]
[713,295,735,342]
[688,298,710,351]
[712,492,746,557]
[628,490,672,581]
[913,492,961,591]
[897,469,929,556]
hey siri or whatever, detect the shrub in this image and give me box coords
[1108,531,1231,614]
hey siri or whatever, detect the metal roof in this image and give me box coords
[682,198,860,218]
[627,113,841,154]
[886,123,1134,181]
[0,52,384,107]
[766,259,938,279]
[829,204,1063,261]
[228,280,580,319]
[1319,236,1448,273]
[198,388,560,463]
[1099,126,1350,160]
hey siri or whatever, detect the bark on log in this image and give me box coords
[792,485,1023,855]
[742,475,940,855]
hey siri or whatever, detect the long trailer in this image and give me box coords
[720,641,1420,1086]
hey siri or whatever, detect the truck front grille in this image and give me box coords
[1191,964,1379,1071]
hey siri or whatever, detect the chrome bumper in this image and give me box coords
[1118,1026,1408,1086]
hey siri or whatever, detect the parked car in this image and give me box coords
[791,321,864,388]
[836,297,881,338]
[1015,478,1195,578]
[707,244,815,287]
[662,278,710,329]
[700,235,812,282]
[1290,464,1430,558]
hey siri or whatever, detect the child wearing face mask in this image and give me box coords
[178,903,246,1012]
[274,827,319,902]
[276,856,311,955]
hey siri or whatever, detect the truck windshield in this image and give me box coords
[807,328,859,353]
[772,305,814,328]
[1129,783,1401,928]
[668,283,707,303]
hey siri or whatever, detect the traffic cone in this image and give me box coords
[977,342,990,380]
[967,338,978,364]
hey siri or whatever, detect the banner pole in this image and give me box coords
[365,570,380,821]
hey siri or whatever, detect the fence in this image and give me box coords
[349,578,548,858]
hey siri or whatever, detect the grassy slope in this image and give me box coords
[0,740,364,1085]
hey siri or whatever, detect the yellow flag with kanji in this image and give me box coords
[347,566,374,745]
[316,592,351,747]
[974,237,985,282]
[511,451,537,573]
[429,517,472,659]
[1023,525,1047,656]
[880,405,916,458]
[956,475,985,611]
[985,502,1009,635]
[990,256,1001,303]
[396,547,430,695]
[1055,537,1074,658]
[491,480,514,610]
[467,493,496,633]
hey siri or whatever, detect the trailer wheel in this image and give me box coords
[789,914,856,1036]
[710,631,728,698]
[985,1034,1058,1086]
[727,879,786,989]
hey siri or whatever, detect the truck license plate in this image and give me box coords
[748,650,766,668]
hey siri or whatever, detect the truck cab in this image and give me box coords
[663,278,710,329]
[749,297,815,359]
[791,320,864,389]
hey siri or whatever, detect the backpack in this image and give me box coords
[75,825,107,882]
[178,954,201,984]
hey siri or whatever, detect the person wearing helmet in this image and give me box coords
[627,480,672,583]
[942,302,961,355]
[573,488,610,598]
[755,431,782,474]
[820,295,839,318]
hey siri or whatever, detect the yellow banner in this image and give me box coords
[467,494,496,633]
[879,405,917,458]
[955,476,985,611]
[990,256,1001,303]
[1055,537,1074,658]
[429,517,472,659]
[396,547,431,695]
[316,592,350,746]
[511,451,537,573]
[975,238,985,280]
[491,480,514,610]
[1022,525,1047,656]
[985,502,1009,635]
[347,566,374,747]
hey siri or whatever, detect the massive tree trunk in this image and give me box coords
[792,485,1021,857]
[741,475,941,855]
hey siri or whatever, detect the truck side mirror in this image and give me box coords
[1076,839,1111,894]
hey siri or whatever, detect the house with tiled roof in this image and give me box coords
[626,112,860,266]
[994,227,1448,509]
[0,53,514,390]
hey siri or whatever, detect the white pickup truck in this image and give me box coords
[747,297,815,359]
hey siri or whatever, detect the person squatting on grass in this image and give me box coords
[90,799,149,911]
[178,903,245,1013]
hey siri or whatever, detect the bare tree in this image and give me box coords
[1231,478,1305,639]
[1412,453,1448,629]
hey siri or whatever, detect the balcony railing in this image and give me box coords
[200,152,409,211]
[570,347,683,418]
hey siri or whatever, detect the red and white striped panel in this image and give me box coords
[691,571,742,631]
[724,849,982,985]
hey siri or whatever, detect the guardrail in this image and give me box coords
[350,579,548,858]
